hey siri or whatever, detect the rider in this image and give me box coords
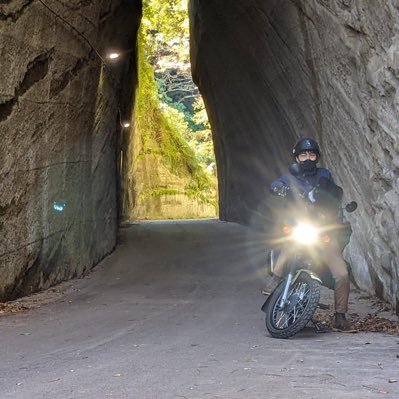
[263,137,356,332]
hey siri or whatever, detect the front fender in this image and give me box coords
[261,295,272,313]
[261,280,284,313]
[292,269,322,284]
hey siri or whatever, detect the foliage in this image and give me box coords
[135,29,217,207]
[142,0,189,63]
[141,0,216,171]
[142,188,183,198]
[189,97,215,172]
[133,0,218,215]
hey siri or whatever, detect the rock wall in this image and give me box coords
[129,153,217,220]
[2,0,398,311]
[190,0,399,311]
[121,94,218,221]
[0,0,141,299]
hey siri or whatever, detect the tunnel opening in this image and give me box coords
[119,0,219,222]
[1,0,398,313]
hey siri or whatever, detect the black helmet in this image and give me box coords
[292,137,321,157]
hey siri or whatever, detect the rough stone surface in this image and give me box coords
[0,0,141,299]
[189,0,399,311]
[120,78,217,221]
[129,153,217,220]
[1,0,398,313]
[119,32,218,222]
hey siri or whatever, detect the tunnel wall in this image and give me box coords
[0,0,141,299]
[190,0,399,311]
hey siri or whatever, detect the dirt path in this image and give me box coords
[0,220,398,398]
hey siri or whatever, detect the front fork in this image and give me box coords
[278,272,293,308]
[277,256,298,309]
[277,252,322,309]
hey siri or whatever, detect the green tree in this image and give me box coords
[141,0,216,170]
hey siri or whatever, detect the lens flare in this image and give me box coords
[322,234,331,244]
[52,202,66,212]
[283,225,292,235]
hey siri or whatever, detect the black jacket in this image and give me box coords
[270,166,343,220]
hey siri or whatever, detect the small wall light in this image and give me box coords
[122,122,131,128]
[106,52,121,60]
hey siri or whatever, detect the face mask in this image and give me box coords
[300,159,317,173]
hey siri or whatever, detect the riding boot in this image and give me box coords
[261,274,283,296]
[332,313,357,333]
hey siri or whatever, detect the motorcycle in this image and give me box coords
[261,185,357,339]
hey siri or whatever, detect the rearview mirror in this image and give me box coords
[345,201,358,213]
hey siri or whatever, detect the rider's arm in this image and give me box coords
[314,169,345,220]
[326,169,342,199]
[316,169,343,201]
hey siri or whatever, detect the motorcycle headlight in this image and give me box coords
[292,223,319,245]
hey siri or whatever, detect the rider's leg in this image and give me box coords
[261,249,287,295]
[324,239,356,332]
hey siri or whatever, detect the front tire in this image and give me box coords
[265,273,320,339]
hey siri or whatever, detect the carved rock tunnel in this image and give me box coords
[0,0,398,312]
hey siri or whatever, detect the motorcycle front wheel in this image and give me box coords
[265,273,320,339]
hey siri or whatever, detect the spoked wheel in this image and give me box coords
[265,273,320,339]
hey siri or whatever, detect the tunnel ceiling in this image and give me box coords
[1,0,398,312]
